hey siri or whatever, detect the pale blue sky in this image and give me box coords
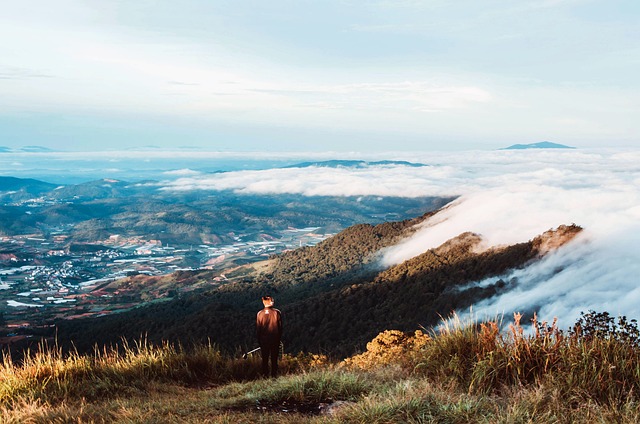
[1,0,638,151]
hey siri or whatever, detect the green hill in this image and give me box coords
[0,176,58,201]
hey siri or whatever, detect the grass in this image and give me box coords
[3,312,640,422]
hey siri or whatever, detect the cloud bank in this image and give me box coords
[160,148,640,325]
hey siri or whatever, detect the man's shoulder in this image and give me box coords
[257,307,279,313]
[257,307,281,316]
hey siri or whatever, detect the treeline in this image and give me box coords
[265,211,434,289]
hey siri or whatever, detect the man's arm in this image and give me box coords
[256,311,263,339]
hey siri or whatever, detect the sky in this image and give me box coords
[155,148,640,327]
[1,0,639,151]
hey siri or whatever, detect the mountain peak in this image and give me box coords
[501,141,575,150]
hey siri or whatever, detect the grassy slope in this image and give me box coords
[4,312,640,423]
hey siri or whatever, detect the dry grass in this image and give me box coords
[0,338,323,408]
[347,312,640,408]
[3,312,640,422]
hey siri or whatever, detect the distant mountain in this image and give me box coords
[0,176,58,195]
[0,146,56,153]
[501,141,575,150]
[286,160,426,169]
[125,145,163,151]
[20,145,55,152]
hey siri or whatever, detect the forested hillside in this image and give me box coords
[283,225,581,354]
[49,197,582,358]
[52,213,431,353]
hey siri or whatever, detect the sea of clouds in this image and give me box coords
[159,148,640,326]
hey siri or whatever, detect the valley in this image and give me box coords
[0,175,450,348]
[0,226,330,342]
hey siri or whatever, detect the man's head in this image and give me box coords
[262,295,274,307]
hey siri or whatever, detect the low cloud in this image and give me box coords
[160,164,453,197]
[163,168,202,176]
[160,148,640,325]
[465,226,640,327]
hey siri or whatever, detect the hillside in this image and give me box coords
[51,202,582,357]
[0,176,58,202]
[51,212,435,353]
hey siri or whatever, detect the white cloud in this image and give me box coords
[0,5,492,123]
[163,169,202,176]
[3,147,638,324]
[456,224,640,329]
[160,164,459,197]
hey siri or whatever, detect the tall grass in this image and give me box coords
[390,312,640,406]
[334,312,640,422]
[0,338,316,407]
[3,311,640,422]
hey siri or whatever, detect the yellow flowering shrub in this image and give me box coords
[280,352,331,373]
[342,329,430,370]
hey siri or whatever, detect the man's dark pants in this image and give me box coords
[260,342,279,377]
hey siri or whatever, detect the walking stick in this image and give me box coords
[242,347,261,359]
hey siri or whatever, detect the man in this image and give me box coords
[256,295,283,377]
